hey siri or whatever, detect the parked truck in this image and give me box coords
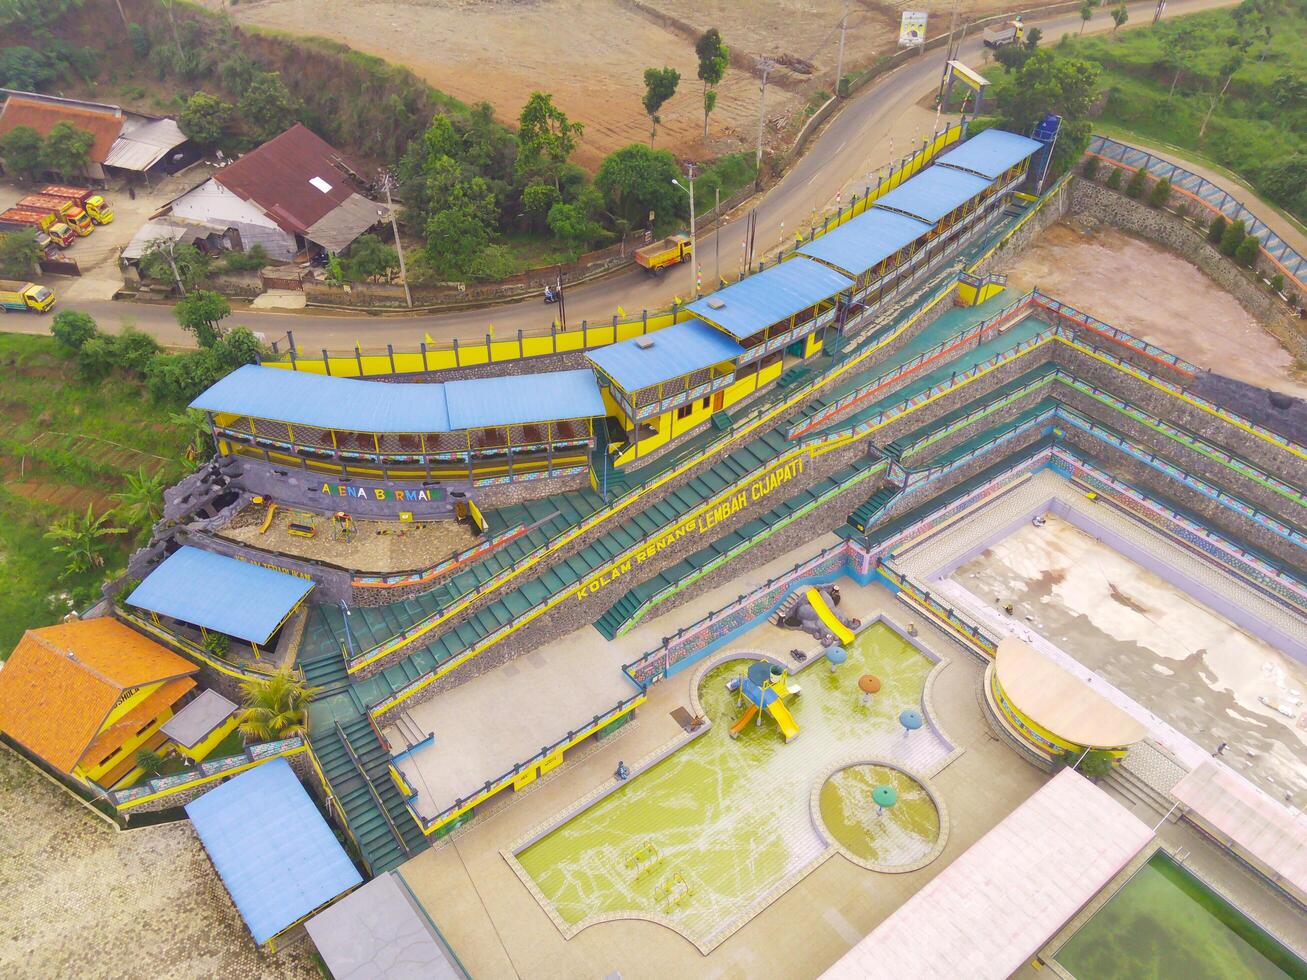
[18,195,93,237]
[982,17,1024,47]
[635,233,693,276]
[0,280,56,314]
[41,185,114,225]
[0,209,76,247]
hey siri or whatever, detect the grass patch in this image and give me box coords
[0,332,192,658]
[1044,7,1307,221]
[694,152,759,213]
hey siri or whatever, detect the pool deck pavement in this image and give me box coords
[395,563,1048,979]
[388,533,849,821]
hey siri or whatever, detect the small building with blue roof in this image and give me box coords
[185,757,362,949]
[127,545,315,655]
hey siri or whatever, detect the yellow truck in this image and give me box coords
[0,280,56,314]
[41,185,115,225]
[20,195,93,237]
[635,233,692,276]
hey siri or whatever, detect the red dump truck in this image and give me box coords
[0,209,76,247]
[18,195,93,237]
[41,185,114,225]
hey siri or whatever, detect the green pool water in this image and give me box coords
[515,621,942,950]
[1056,851,1307,980]
[818,764,939,867]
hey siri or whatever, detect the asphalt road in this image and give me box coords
[40,0,1237,350]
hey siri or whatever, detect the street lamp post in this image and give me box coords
[672,164,698,297]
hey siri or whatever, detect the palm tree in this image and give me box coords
[44,504,126,577]
[113,466,168,535]
[238,669,320,742]
[168,408,215,468]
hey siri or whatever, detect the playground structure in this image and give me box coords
[779,585,860,646]
[727,661,803,742]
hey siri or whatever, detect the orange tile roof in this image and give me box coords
[81,676,197,769]
[0,619,197,774]
[0,96,124,163]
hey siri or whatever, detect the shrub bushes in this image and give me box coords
[1105,167,1122,189]
[1235,236,1260,268]
[1208,214,1227,245]
[1125,168,1147,199]
[1148,176,1171,208]
[1219,218,1246,257]
[51,310,97,351]
[1081,155,1100,179]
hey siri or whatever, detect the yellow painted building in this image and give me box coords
[0,618,199,788]
[985,636,1146,764]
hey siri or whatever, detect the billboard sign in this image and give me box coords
[899,11,928,46]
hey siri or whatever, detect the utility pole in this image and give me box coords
[755,58,776,182]
[672,163,698,297]
[714,185,721,288]
[380,171,412,309]
[835,0,850,98]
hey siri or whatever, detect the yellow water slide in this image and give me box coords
[766,699,800,742]
[805,587,853,645]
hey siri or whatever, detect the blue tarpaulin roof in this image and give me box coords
[127,546,314,644]
[797,208,935,278]
[936,128,1042,179]
[443,369,605,428]
[686,257,852,340]
[185,758,362,945]
[873,165,993,223]
[586,318,745,393]
[190,364,605,432]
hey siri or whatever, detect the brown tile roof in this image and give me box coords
[0,96,124,163]
[0,619,197,774]
[214,123,372,238]
[82,676,197,769]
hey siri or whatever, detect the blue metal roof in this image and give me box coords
[191,365,449,433]
[185,758,362,945]
[191,364,604,432]
[873,165,993,223]
[936,128,1042,180]
[586,318,745,393]
[127,546,314,644]
[797,208,935,278]
[685,257,853,340]
[443,369,605,428]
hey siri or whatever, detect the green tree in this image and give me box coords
[169,408,216,464]
[41,121,95,178]
[0,229,42,278]
[112,465,168,535]
[1078,1,1093,34]
[0,124,45,180]
[238,71,301,143]
[340,233,398,282]
[1125,167,1147,198]
[178,92,234,150]
[1235,235,1260,267]
[1220,218,1246,256]
[1081,155,1100,179]
[175,289,231,348]
[695,28,729,142]
[139,239,210,293]
[135,747,165,777]
[596,143,684,227]
[1162,25,1201,101]
[522,181,560,231]
[44,503,125,577]
[1253,154,1307,216]
[76,334,119,380]
[114,326,161,374]
[1208,214,1228,244]
[1106,166,1122,189]
[237,669,319,741]
[50,310,98,350]
[517,92,584,189]
[1110,3,1128,32]
[0,46,57,90]
[1199,49,1248,140]
[642,66,680,145]
[211,326,265,372]
[420,155,499,279]
[547,190,606,249]
[1149,176,1172,208]
[996,50,1100,176]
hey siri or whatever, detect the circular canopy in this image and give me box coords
[872,784,898,808]
[826,646,848,665]
[900,709,924,731]
[858,674,882,694]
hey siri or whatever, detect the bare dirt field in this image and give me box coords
[0,746,317,978]
[220,0,1018,167]
[219,501,478,572]
[1005,220,1307,400]
[952,515,1307,806]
